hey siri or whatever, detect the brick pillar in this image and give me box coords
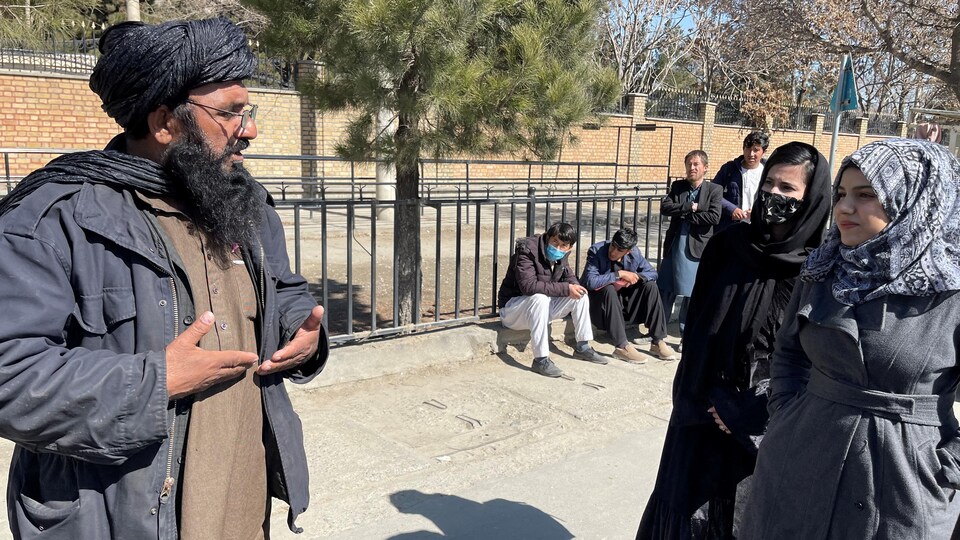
[856,116,869,148]
[626,93,648,179]
[627,93,647,120]
[896,121,908,138]
[811,113,825,149]
[699,101,717,154]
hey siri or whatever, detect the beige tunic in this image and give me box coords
[145,194,268,540]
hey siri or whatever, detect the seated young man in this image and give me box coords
[580,228,677,362]
[497,222,609,377]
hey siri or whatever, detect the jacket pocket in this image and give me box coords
[12,454,82,537]
[72,287,137,335]
[917,439,956,504]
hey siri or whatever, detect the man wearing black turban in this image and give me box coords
[0,17,327,540]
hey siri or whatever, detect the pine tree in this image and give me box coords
[243,0,620,325]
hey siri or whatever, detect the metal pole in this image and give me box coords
[828,55,848,173]
[526,187,536,236]
[126,0,141,21]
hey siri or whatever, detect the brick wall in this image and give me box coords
[1,72,898,188]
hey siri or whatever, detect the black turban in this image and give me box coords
[89,17,256,133]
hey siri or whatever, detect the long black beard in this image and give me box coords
[162,129,263,265]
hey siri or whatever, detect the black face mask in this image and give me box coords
[758,190,803,225]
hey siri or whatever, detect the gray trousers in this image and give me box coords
[499,294,593,358]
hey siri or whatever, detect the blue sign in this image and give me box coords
[830,55,859,113]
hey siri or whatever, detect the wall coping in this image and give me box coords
[1,70,301,97]
[645,117,703,126]
[0,69,89,81]
[248,86,300,96]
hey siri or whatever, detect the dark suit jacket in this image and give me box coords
[660,179,723,259]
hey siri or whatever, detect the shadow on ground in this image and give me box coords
[387,489,574,540]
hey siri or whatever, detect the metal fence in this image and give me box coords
[278,190,668,343]
[1,148,671,202]
[866,112,902,136]
[645,88,702,121]
[822,111,860,134]
[0,23,305,89]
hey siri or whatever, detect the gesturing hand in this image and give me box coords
[258,305,325,375]
[165,311,259,400]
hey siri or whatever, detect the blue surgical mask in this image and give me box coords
[545,244,567,262]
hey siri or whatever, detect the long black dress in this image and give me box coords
[637,143,832,540]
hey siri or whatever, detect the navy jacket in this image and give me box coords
[0,179,327,539]
[579,240,657,290]
[713,156,766,230]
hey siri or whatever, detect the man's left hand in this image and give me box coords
[258,305,325,375]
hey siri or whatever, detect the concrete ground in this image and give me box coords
[0,321,680,540]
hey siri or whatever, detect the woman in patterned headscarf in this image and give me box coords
[740,139,960,540]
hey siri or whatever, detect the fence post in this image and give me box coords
[525,186,537,237]
[896,121,908,138]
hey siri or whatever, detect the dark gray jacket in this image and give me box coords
[0,181,328,539]
[497,234,579,308]
[660,179,723,260]
[741,280,960,539]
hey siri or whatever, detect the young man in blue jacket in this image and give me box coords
[580,228,677,362]
[713,131,769,230]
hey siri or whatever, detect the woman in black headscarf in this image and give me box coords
[636,141,832,540]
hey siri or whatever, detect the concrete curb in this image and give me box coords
[293,319,577,391]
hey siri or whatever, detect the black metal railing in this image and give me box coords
[645,88,703,121]
[823,111,860,134]
[277,190,668,343]
[714,96,749,126]
[0,149,671,202]
[0,22,303,89]
[866,112,902,136]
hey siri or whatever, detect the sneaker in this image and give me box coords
[632,335,652,347]
[613,344,648,364]
[532,357,563,377]
[574,346,609,365]
[650,341,678,360]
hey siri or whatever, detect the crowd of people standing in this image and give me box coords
[496,130,960,540]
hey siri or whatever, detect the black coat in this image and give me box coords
[638,142,834,540]
[660,180,723,259]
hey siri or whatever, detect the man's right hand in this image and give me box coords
[617,270,640,285]
[732,208,747,221]
[165,311,259,400]
[568,284,587,299]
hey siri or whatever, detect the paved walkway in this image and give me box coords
[0,323,679,539]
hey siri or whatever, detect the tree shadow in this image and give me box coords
[387,489,574,540]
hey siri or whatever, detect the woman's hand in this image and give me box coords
[708,406,731,435]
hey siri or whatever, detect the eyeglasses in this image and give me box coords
[185,100,258,132]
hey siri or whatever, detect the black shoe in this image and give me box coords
[573,346,609,365]
[532,357,563,377]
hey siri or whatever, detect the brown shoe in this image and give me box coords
[613,343,648,364]
[650,341,677,360]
